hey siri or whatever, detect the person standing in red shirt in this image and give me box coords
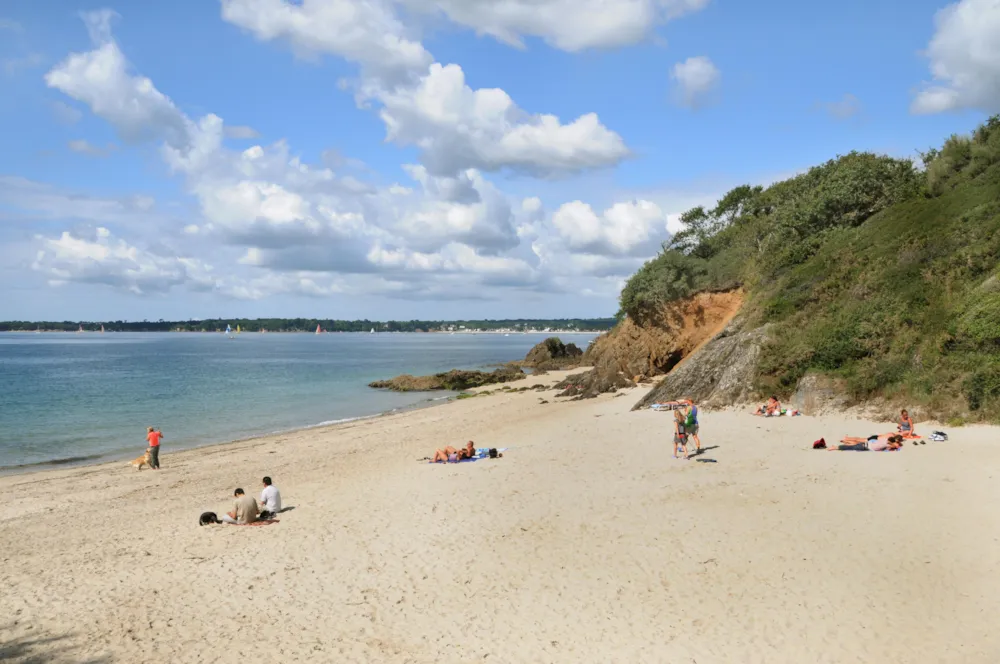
[146,426,163,470]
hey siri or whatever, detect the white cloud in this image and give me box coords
[0,18,23,32]
[375,63,629,176]
[220,0,629,177]
[67,139,116,157]
[35,11,649,303]
[45,10,194,145]
[32,227,217,295]
[822,93,862,120]
[912,0,1000,114]
[670,55,720,109]
[220,0,432,84]
[551,199,669,256]
[224,125,261,139]
[399,0,709,52]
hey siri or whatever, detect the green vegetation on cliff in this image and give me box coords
[619,116,1000,419]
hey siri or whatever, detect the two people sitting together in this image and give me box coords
[220,476,283,524]
[430,441,502,463]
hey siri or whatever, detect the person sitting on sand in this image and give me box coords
[753,396,781,417]
[258,476,281,519]
[220,488,259,524]
[833,434,904,451]
[673,409,689,459]
[898,409,916,436]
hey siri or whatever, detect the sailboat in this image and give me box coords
[236,325,241,334]
[225,324,233,338]
[77,324,84,334]
[316,324,322,334]
[100,325,105,333]
[370,327,375,334]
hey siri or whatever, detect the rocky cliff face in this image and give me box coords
[555,290,745,400]
[633,320,770,409]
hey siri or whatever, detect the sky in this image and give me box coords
[0,0,997,322]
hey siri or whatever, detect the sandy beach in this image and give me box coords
[2,371,1000,663]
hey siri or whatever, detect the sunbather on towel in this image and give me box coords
[833,434,903,451]
[431,443,475,463]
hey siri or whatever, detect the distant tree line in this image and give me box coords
[0,318,616,333]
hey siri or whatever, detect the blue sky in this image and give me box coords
[0,0,996,321]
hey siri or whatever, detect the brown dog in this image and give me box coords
[129,450,152,471]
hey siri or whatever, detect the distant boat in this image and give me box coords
[259,328,265,333]
[370,328,375,334]
[77,324,83,334]
[225,324,233,338]
[316,324,322,334]
[100,325,105,333]
[504,333,510,337]
[236,325,241,334]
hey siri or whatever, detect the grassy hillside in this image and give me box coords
[618,116,1000,421]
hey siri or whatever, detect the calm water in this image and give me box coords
[0,332,595,471]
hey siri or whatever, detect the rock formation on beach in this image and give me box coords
[519,337,585,373]
[369,366,525,392]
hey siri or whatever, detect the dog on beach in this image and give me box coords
[129,450,152,471]
[199,511,220,526]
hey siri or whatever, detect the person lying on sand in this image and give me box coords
[431,444,475,463]
[832,434,904,451]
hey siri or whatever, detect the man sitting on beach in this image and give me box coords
[258,476,281,519]
[220,488,258,524]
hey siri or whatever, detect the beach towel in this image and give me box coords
[238,519,280,526]
[899,432,922,440]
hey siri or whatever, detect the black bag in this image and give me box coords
[489,448,498,458]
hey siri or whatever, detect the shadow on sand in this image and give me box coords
[0,623,112,664]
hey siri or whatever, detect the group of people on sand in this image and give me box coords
[430,441,502,463]
[827,409,921,451]
[219,476,283,524]
[654,398,703,460]
[752,396,799,417]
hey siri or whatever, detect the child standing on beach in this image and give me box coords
[673,409,689,459]
[146,426,163,470]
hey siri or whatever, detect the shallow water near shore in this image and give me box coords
[0,331,595,471]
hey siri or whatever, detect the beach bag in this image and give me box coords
[812,438,826,449]
[489,448,498,458]
[930,431,948,441]
[685,410,697,428]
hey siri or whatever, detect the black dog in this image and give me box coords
[199,511,220,526]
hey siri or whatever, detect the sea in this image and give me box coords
[0,331,597,473]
